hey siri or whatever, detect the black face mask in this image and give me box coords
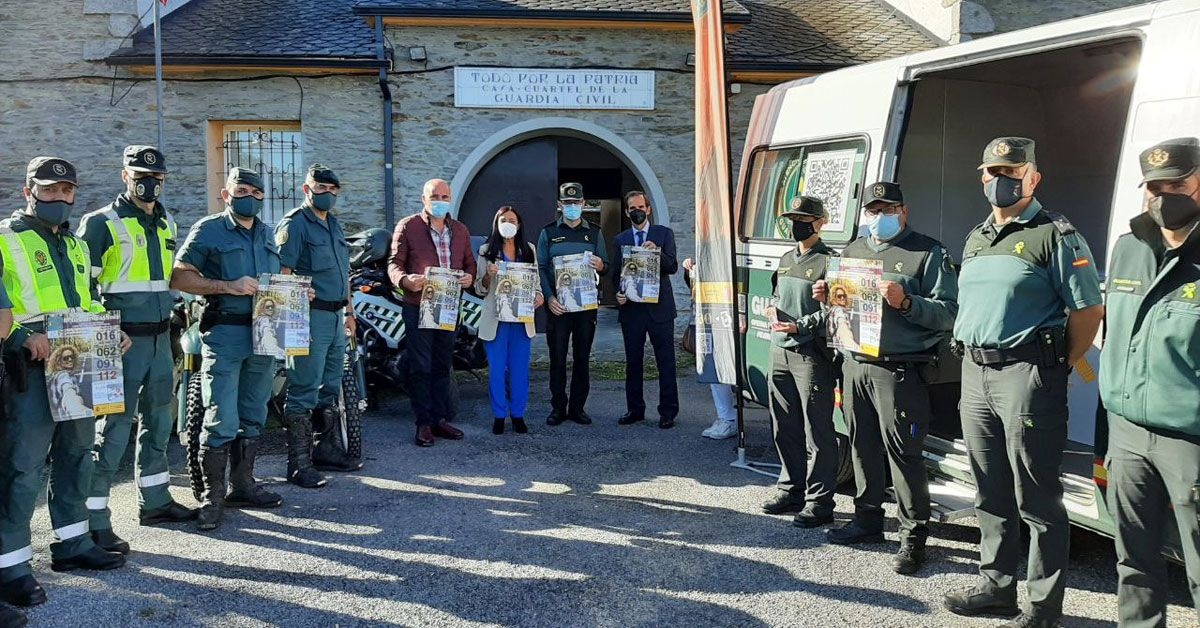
[985,174,1024,208]
[132,176,162,203]
[1147,193,1200,230]
[628,209,647,226]
[791,219,816,242]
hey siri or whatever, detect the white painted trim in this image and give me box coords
[52,520,89,541]
[136,471,171,488]
[86,496,109,511]
[450,117,671,226]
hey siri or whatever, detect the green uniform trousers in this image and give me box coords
[1107,413,1200,628]
[200,324,276,448]
[0,365,98,581]
[961,358,1069,618]
[88,331,175,529]
[285,308,345,413]
[768,344,837,514]
[842,356,931,539]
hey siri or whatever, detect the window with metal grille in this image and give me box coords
[206,122,302,224]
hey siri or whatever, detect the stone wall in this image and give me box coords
[972,0,1153,34]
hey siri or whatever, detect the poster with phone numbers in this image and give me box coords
[45,309,125,421]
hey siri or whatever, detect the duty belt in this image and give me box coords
[965,341,1042,366]
[120,320,171,336]
[311,298,349,312]
[199,311,252,332]
[852,352,935,364]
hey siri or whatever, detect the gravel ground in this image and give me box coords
[22,370,1196,627]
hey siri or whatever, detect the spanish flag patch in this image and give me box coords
[1072,258,1090,268]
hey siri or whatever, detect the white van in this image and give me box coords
[731,0,1200,551]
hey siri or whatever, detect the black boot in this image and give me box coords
[285,411,326,489]
[312,408,364,472]
[226,438,283,509]
[512,418,528,434]
[493,418,505,435]
[0,604,26,628]
[196,444,229,532]
[892,538,927,575]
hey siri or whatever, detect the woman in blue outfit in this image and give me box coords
[475,206,544,434]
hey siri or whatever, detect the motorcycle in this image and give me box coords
[346,229,488,409]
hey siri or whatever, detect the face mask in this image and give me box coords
[429,200,451,219]
[309,190,336,212]
[869,213,903,241]
[498,222,519,239]
[791,219,816,242]
[628,209,647,226]
[1147,193,1200,230]
[132,176,162,203]
[31,196,73,226]
[230,195,263,218]
[985,174,1024,208]
[562,204,583,221]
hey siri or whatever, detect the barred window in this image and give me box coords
[206,122,303,225]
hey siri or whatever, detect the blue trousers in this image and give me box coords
[401,304,454,427]
[200,324,276,447]
[484,322,532,419]
[286,308,345,413]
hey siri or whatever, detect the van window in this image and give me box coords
[740,138,868,243]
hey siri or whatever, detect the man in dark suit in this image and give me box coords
[613,190,679,429]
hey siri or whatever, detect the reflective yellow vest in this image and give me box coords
[0,225,99,324]
[95,209,177,294]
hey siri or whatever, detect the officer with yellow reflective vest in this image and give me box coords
[0,244,24,628]
[944,137,1105,628]
[275,163,361,489]
[1100,137,1200,628]
[78,146,198,555]
[0,157,132,610]
[171,168,284,532]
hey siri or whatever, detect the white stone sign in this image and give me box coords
[454,67,655,110]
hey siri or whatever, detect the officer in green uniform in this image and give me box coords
[819,182,958,576]
[80,146,198,554]
[943,138,1105,628]
[759,196,839,529]
[0,157,130,610]
[0,239,26,628]
[275,164,361,489]
[1100,137,1200,628]
[171,168,284,532]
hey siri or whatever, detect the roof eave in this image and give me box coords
[353,7,752,25]
[106,54,386,70]
[726,60,853,73]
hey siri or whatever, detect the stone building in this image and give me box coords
[0,0,1151,256]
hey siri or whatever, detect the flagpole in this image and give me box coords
[154,0,165,151]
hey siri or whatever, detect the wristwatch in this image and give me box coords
[899,296,913,313]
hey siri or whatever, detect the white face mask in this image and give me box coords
[498,222,518,239]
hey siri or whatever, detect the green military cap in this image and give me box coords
[781,195,826,219]
[307,163,340,186]
[226,167,264,191]
[979,137,1036,170]
[863,181,903,206]
[26,156,77,186]
[559,182,584,201]
[123,145,168,174]
[1138,137,1200,185]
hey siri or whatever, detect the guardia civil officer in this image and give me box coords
[0,157,131,609]
[760,196,839,529]
[536,182,609,425]
[944,138,1104,628]
[80,146,198,555]
[818,182,958,576]
[171,168,284,532]
[275,164,361,489]
[1100,137,1200,627]
[0,218,25,628]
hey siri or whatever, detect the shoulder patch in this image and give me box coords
[275,229,289,246]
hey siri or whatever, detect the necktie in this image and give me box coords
[635,231,644,246]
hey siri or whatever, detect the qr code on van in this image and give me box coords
[803,149,857,231]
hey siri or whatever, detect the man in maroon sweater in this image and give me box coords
[388,179,477,447]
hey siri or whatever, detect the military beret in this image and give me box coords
[979,137,1036,170]
[307,163,340,187]
[1138,137,1200,185]
[863,181,903,207]
[123,145,168,174]
[780,195,826,219]
[559,182,584,201]
[26,156,77,186]
[226,167,264,191]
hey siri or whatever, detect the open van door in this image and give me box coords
[735,58,911,404]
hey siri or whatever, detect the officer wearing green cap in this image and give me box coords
[818,181,957,576]
[79,146,197,554]
[944,137,1104,628]
[274,164,361,489]
[0,182,22,628]
[171,167,284,531]
[759,195,839,529]
[1100,137,1200,627]
[0,157,132,611]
